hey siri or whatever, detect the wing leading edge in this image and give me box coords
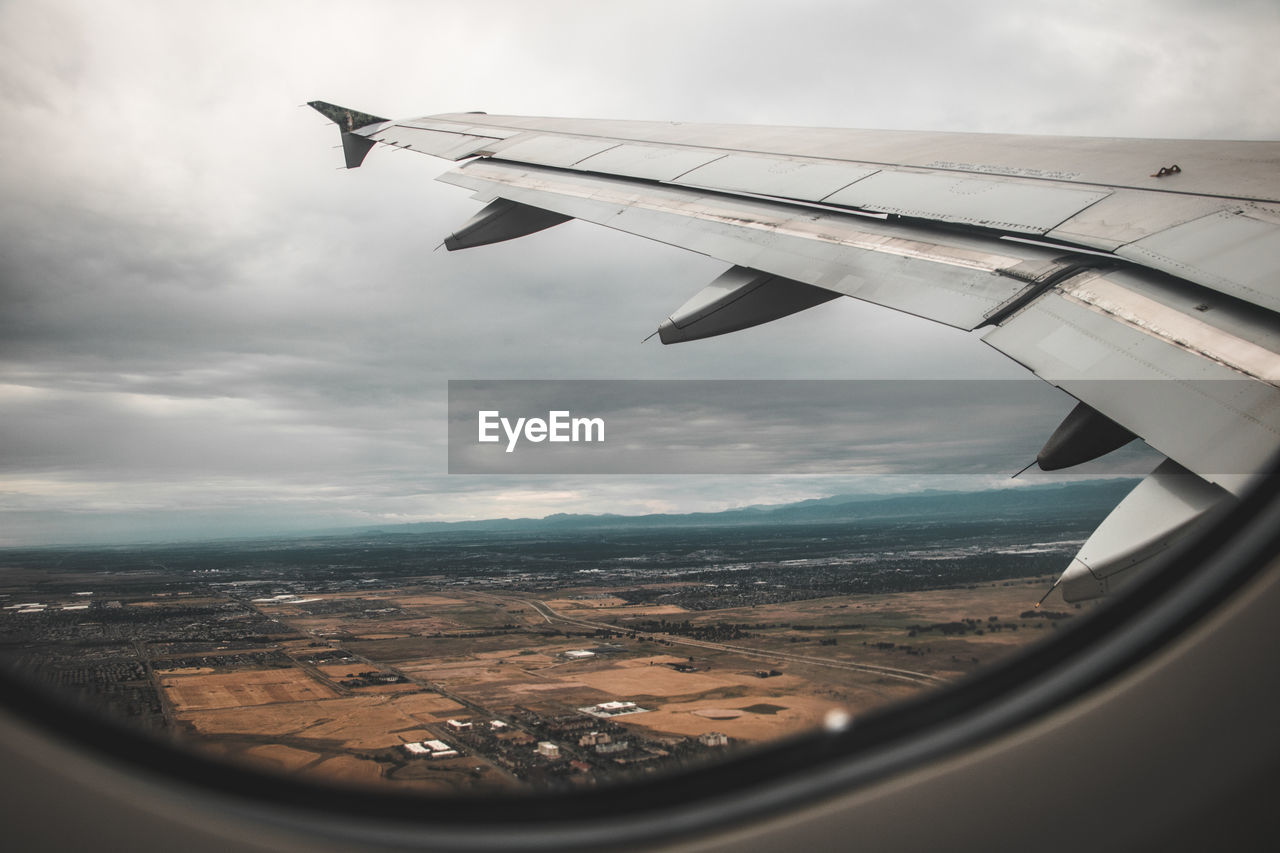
[310,101,1280,602]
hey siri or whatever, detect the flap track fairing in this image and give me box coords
[1037,401,1138,471]
[443,198,573,251]
[658,266,840,344]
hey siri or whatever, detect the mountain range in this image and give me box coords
[356,479,1140,536]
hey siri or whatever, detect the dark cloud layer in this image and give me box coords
[1,1,1275,544]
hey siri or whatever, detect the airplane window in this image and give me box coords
[2,6,1276,849]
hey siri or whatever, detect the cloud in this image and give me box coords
[0,0,1272,544]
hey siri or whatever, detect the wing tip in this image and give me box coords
[307,101,388,131]
[308,101,388,169]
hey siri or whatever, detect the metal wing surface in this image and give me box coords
[309,102,1280,602]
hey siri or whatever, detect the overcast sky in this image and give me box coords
[1,0,1276,546]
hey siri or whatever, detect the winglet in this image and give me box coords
[307,101,388,131]
[307,101,389,169]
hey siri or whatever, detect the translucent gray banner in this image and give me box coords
[447,380,1178,475]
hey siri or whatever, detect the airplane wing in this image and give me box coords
[309,101,1280,603]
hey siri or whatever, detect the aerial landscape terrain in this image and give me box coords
[0,480,1129,794]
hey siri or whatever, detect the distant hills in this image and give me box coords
[356,479,1139,537]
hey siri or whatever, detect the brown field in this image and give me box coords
[544,596,630,608]
[390,594,475,608]
[543,597,689,617]
[397,642,582,670]
[310,755,385,785]
[189,736,518,794]
[398,662,500,681]
[616,693,843,741]
[180,690,467,749]
[605,604,691,616]
[628,654,689,666]
[506,681,591,693]
[571,659,800,700]
[243,744,322,772]
[692,708,742,719]
[162,668,338,712]
[317,664,379,678]
[471,649,559,663]
[390,728,436,744]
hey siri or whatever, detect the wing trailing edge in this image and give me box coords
[437,159,1074,332]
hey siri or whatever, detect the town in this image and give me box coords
[0,483,1120,793]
